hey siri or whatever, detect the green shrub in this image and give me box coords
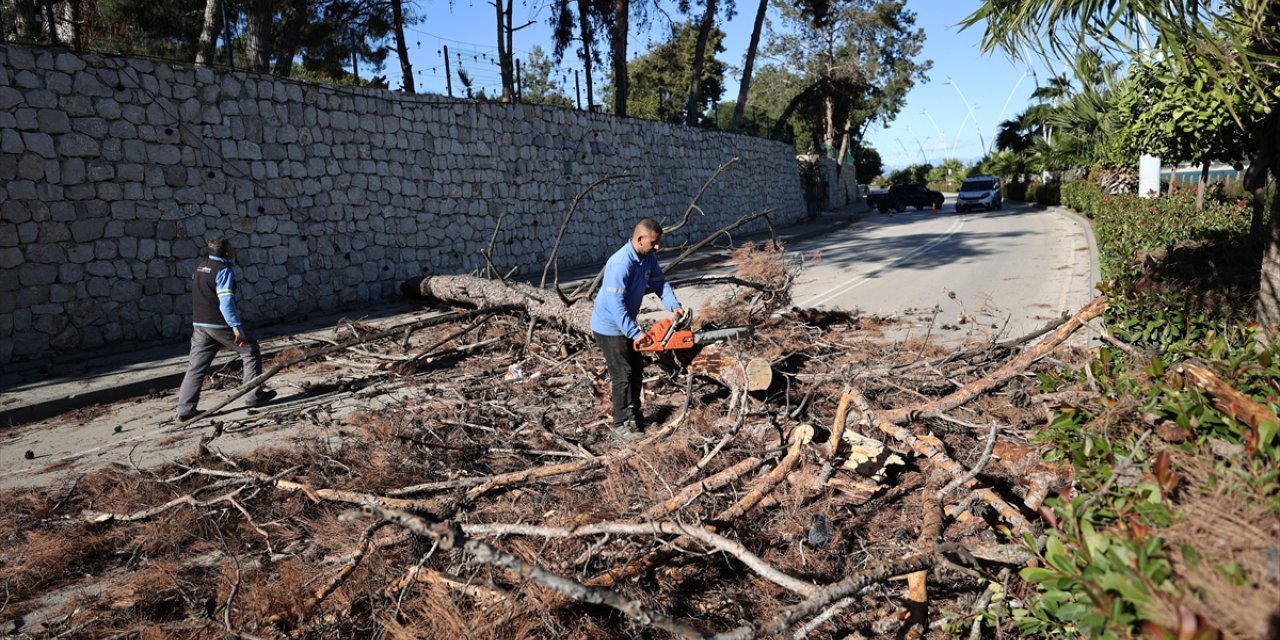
[1031,182,1061,206]
[1011,174,1273,640]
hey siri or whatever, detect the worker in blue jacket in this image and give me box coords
[590,218,684,438]
[176,236,276,421]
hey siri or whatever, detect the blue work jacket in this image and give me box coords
[590,242,681,340]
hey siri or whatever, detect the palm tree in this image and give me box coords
[961,0,1280,326]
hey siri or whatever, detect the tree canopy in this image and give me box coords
[626,20,726,125]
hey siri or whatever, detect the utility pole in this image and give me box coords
[574,70,581,110]
[443,46,453,97]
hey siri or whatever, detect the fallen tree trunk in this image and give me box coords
[404,274,775,392]
[404,274,595,334]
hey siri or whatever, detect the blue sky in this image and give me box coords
[382,1,1056,170]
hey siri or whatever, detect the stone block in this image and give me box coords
[66,183,96,200]
[94,240,118,260]
[146,259,170,278]
[0,154,16,183]
[70,219,106,243]
[139,294,173,314]
[73,71,110,97]
[50,283,76,303]
[105,120,135,140]
[174,186,204,204]
[14,69,40,89]
[58,133,100,157]
[95,182,123,201]
[0,246,21,268]
[20,131,55,158]
[0,86,21,111]
[172,239,199,259]
[122,103,145,125]
[86,277,110,297]
[102,220,123,238]
[147,144,181,165]
[54,157,85,184]
[66,243,94,264]
[115,163,143,182]
[49,326,80,350]
[96,97,121,119]
[16,153,44,181]
[72,116,108,138]
[0,265,17,292]
[101,321,123,342]
[57,261,84,284]
[37,108,70,133]
[157,165,184,188]
[19,263,57,286]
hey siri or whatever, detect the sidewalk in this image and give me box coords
[0,205,869,427]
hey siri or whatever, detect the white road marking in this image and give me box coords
[796,214,967,308]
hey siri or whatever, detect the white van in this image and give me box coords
[956,176,1003,212]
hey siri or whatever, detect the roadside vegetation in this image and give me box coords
[992,177,1277,639]
[958,1,1280,633]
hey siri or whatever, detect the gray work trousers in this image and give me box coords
[177,326,266,415]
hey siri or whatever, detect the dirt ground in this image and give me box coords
[0,246,1085,639]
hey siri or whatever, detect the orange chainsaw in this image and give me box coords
[634,309,695,353]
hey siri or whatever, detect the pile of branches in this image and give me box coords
[0,258,1104,639]
[0,167,1107,637]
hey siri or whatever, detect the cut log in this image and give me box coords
[683,342,773,394]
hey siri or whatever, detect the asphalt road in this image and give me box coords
[781,199,1098,343]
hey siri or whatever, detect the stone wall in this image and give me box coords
[0,43,805,364]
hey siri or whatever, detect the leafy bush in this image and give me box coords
[1027,182,1061,206]
[1061,181,1251,285]
[1004,181,1063,206]
[1014,174,1276,639]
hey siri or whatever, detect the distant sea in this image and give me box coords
[1162,163,1247,183]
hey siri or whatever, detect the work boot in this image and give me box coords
[610,418,641,441]
[245,388,277,408]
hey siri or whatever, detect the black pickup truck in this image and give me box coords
[866,183,945,213]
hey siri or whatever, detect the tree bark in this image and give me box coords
[771,77,829,141]
[1258,165,1280,328]
[577,0,595,111]
[406,274,594,334]
[1252,111,1280,328]
[243,0,273,73]
[41,0,58,45]
[685,0,717,127]
[1196,160,1208,211]
[67,0,83,50]
[496,0,514,101]
[195,0,222,67]
[611,0,629,116]
[730,0,766,133]
[272,0,308,77]
[392,0,415,93]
